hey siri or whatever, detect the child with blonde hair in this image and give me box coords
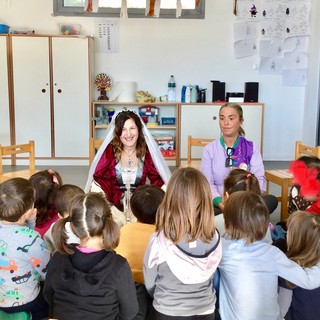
[280,210,320,320]
[218,191,320,320]
[144,167,222,319]
[43,192,138,319]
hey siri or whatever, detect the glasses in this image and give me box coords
[225,147,235,167]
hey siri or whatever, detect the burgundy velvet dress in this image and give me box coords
[93,144,164,210]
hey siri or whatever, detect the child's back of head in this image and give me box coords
[53,192,120,254]
[55,184,85,218]
[224,191,269,244]
[0,177,34,222]
[156,167,215,244]
[224,168,260,196]
[130,185,165,224]
[29,169,62,225]
[286,210,320,268]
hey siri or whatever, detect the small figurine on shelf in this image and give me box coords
[95,73,112,100]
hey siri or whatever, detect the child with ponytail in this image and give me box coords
[43,192,138,320]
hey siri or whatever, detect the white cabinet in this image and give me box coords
[91,101,180,166]
[180,103,264,162]
[10,35,92,163]
[12,36,52,157]
[0,36,10,145]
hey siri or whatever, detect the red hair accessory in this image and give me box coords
[289,160,320,214]
[247,173,251,178]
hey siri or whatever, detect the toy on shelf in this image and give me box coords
[138,106,159,126]
[92,106,109,125]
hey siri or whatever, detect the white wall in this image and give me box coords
[1,0,319,160]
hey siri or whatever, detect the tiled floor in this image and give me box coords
[3,161,290,224]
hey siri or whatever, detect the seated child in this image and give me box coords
[0,178,50,320]
[116,185,165,319]
[144,167,222,319]
[218,191,320,320]
[29,169,62,237]
[44,184,84,255]
[288,156,320,214]
[214,168,273,245]
[280,210,320,320]
[43,192,138,319]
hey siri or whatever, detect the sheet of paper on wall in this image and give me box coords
[235,0,261,21]
[284,17,310,38]
[282,69,307,87]
[234,37,258,58]
[284,36,309,53]
[259,57,283,75]
[259,39,284,58]
[95,19,119,54]
[260,20,285,38]
[234,21,259,41]
[283,51,308,70]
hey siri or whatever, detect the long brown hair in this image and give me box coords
[286,211,320,268]
[29,170,62,225]
[53,192,120,255]
[223,191,269,244]
[156,167,215,244]
[112,110,146,161]
[219,103,245,136]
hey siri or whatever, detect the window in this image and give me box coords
[53,0,205,19]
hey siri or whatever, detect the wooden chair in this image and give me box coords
[89,138,103,165]
[186,135,214,168]
[265,140,320,221]
[0,140,36,182]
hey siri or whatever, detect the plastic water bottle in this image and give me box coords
[167,75,176,102]
[185,84,191,103]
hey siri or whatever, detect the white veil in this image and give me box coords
[85,108,172,192]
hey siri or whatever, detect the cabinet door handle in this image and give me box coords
[57,89,62,93]
[42,89,46,93]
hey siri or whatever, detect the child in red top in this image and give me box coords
[29,169,62,237]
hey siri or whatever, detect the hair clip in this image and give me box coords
[47,169,59,185]
[247,173,251,178]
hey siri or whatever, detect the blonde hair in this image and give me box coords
[286,211,320,268]
[223,191,269,244]
[156,167,215,244]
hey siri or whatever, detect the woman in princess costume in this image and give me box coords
[85,109,171,223]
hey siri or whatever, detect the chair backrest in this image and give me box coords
[187,135,214,165]
[0,140,35,176]
[295,141,320,160]
[89,138,104,165]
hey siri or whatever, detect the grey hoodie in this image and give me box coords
[143,230,222,317]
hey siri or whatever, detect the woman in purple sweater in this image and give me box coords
[200,102,277,215]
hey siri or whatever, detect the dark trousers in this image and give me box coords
[134,282,152,320]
